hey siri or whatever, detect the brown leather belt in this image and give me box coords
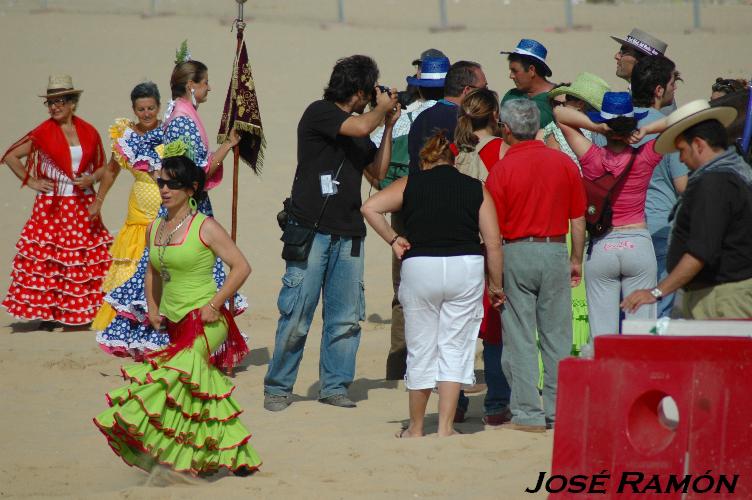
[502,235,567,245]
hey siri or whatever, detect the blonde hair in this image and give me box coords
[454,88,501,151]
[419,131,454,169]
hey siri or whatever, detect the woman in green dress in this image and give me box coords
[94,149,260,476]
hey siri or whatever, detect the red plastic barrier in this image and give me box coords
[550,335,751,498]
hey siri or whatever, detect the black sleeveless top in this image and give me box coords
[402,165,483,259]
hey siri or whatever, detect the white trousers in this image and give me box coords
[399,255,485,390]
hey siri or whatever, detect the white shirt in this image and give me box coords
[40,146,92,196]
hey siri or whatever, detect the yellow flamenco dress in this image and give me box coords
[93,119,163,347]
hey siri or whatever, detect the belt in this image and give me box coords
[502,235,566,245]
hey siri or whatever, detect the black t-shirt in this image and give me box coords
[667,170,752,286]
[402,165,483,259]
[407,101,459,174]
[289,100,377,237]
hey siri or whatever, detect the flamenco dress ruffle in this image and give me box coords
[569,233,590,353]
[93,119,163,347]
[96,197,248,361]
[2,194,112,325]
[94,311,260,475]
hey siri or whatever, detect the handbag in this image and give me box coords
[281,222,316,261]
[583,150,636,238]
[279,158,345,262]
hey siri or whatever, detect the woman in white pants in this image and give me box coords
[362,132,504,438]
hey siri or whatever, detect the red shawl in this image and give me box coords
[1,116,105,185]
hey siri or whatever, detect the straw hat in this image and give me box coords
[549,72,610,111]
[38,75,84,98]
[654,99,737,154]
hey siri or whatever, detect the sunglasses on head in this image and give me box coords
[712,79,740,93]
[156,177,186,190]
[44,97,69,107]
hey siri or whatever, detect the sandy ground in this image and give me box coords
[0,1,750,498]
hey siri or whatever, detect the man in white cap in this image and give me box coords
[621,100,752,319]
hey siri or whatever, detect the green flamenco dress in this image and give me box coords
[94,212,261,475]
[569,233,590,353]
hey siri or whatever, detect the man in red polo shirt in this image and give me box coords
[486,99,586,432]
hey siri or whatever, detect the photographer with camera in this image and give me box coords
[264,55,399,412]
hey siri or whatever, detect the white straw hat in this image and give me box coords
[655,99,737,154]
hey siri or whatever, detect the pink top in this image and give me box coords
[579,141,662,227]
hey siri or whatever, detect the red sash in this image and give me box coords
[148,307,248,372]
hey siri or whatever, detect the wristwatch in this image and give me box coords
[650,287,663,299]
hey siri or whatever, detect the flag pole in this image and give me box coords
[231,0,247,245]
[226,0,247,334]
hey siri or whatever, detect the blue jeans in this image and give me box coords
[652,231,676,318]
[264,231,365,399]
[457,341,511,415]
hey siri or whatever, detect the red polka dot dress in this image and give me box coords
[3,147,113,325]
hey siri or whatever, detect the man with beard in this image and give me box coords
[264,55,399,411]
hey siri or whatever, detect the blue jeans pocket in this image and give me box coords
[278,269,304,316]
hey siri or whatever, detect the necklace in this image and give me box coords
[156,209,193,282]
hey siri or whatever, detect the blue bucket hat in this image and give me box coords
[586,91,649,123]
[500,39,552,77]
[406,56,450,88]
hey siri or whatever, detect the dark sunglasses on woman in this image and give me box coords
[156,178,185,190]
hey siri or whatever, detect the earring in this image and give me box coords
[189,197,198,212]
[190,88,197,107]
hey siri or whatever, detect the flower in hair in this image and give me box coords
[174,40,192,65]
[162,137,197,163]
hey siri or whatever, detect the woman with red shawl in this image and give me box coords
[1,75,113,330]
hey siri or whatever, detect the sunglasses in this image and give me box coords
[44,97,69,107]
[156,178,186,190]
[712,79,740,93]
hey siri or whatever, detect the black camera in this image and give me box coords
[371,85,392,107]
[397,90,417,109]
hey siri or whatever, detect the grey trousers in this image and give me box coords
[500,242,572,427]
[385,211,407,380]
[585,229,657,336]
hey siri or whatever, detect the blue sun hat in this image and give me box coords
[406,56,450,88]
[500,39,552,77]
[586,91,649,123]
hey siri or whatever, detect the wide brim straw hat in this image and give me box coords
[549,72,610,111]
[654,99,737,154]
[38,74,84,98]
